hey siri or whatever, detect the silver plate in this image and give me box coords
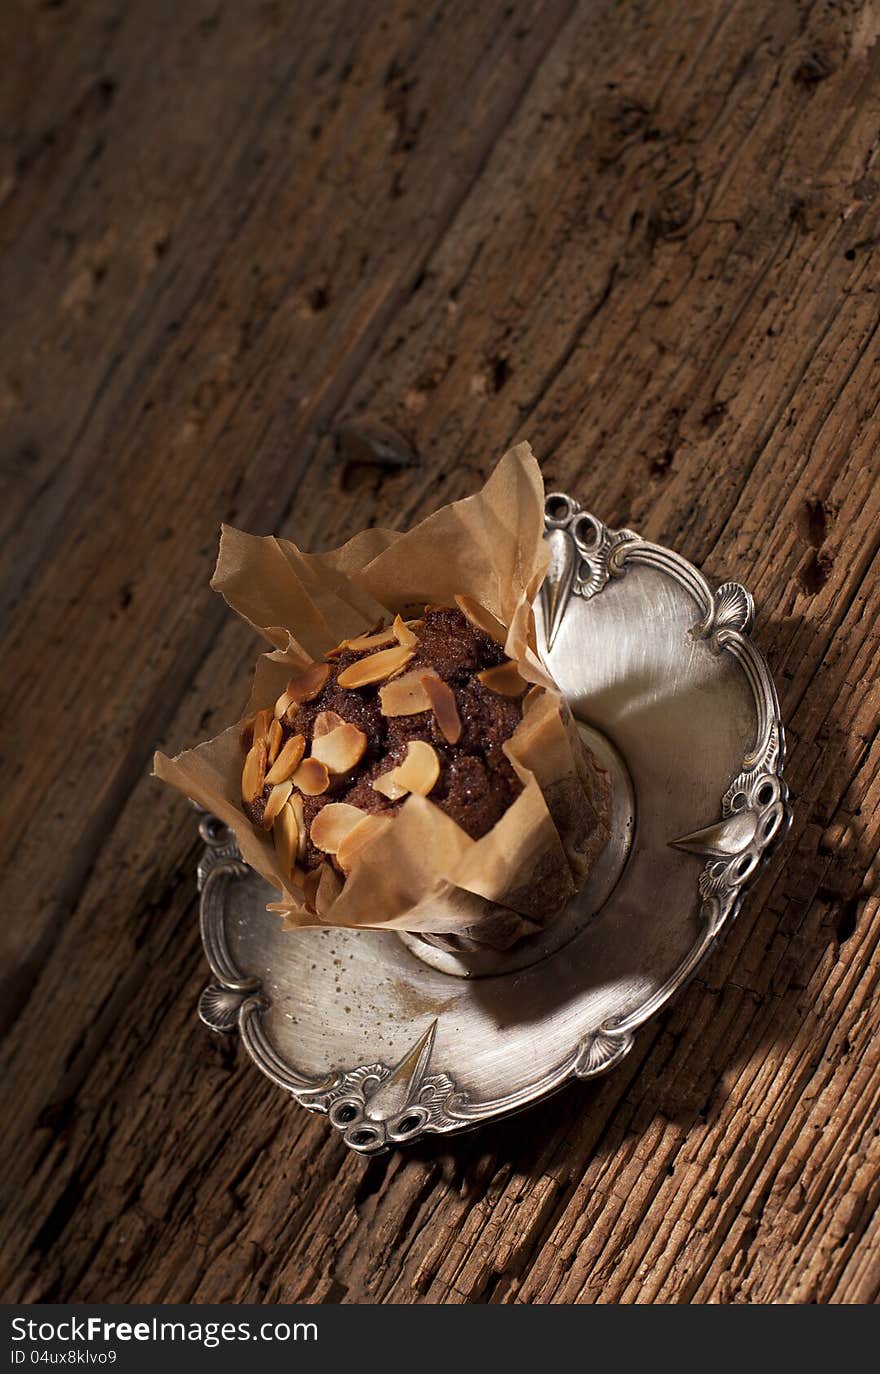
[196,496,788,1154]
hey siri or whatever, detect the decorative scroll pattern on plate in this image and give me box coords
[541,495,789,944]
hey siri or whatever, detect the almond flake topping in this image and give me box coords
[422,675,462,744]
[477,661,528,696]
[273,798,302,878]
[378,667,440,717]
[274,661,329,720]
[264,733,306,786]
[310,803,369,855]
[241,738,267,803]
[279,661,330,714]
[273,689,294,721]
[250,708,272,746]
[261,779,293,829]
[292,757,331,796]
[336,644,414,689]
[289,792,307,861]
[313,709,346,738]
[393,614,419,649]
[267,717,283,764]
[310,722,368,774]
[337,627,398,653]
[372,740,440,801]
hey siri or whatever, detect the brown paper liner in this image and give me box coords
[153,443,610,947]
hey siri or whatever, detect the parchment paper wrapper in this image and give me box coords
[153,443,610,948]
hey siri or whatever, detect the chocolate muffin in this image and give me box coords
[240,603,532,880]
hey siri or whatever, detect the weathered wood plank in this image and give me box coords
[1,0,878,1305]
[0,0,577,1030]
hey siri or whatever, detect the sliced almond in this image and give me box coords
[292,757,330,796]
[241,738,267,803]
[393,613,418,649]
[373,766,403,802]
[313,709,346,738]
[311,722,368,774]
[339,626,397,653]
[289,791,307,861]
[261,778,293,829]
[274,687,294,721]
[283,662,328,708]
[251,707,273,747]
[310,802,369,855]
[371,770,408,802]
[336,644,414,689]
[264,733,306,786]
[273,798,302,877]
[336,813,389,873]
[477,661,528,697]
[422,675,462,744]
[373,740,440,801]
[379,667,440,717]
[276,662,330,719]
[397,740,441,794]
[267,717,283,764]
[454,593,507,645]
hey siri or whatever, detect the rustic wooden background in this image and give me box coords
[1,0,878,1305]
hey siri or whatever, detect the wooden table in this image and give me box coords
[2,0,878,1305]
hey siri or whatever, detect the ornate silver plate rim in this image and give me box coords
[195,495,789,1154]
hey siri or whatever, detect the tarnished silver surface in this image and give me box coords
[196,496,789,1154]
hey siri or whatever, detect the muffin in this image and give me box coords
[154,442,612,947]
[242,602,547,873]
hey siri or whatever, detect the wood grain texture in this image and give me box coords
[0,0,878,1305]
